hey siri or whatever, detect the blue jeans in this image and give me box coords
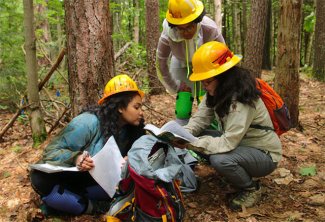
[209,146,277,189]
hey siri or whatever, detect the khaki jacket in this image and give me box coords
[184,96,282,162]
[156,16,225,93]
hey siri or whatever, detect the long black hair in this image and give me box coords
[83,91,145,144]
[206,66,260,118]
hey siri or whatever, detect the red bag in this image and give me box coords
[251,78,291,136]
[128,166,185,222]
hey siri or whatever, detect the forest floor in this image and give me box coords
[0,71,324,222]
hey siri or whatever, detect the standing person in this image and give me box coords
[182,41,282,210]
[30,75,145,215]
[156,0,225,125]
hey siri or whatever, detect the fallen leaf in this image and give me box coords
[276,168,291,177]
[274,174,294,185]
[187,202,198,209]
[308,194,325,206]
[274,211,304,220]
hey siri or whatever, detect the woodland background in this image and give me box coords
[0,0,324,221]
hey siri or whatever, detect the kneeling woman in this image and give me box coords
[183,42,282,210]
[30,75,145,215]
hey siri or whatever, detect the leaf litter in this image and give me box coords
[0,74,324,221]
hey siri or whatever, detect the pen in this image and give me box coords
[77,150,89,169]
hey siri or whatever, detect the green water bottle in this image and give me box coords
[175,92,194,119]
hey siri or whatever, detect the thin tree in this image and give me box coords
[146,0,163,94]
[241,0,247,56]
[242,0,268,77]
[274,0,302,127]
[214,0,222,30]
[23,0,47,145]
[134,0,140,44]
[313,0,325,81]
[232,1,241,54]
[262,0,272,70]
[64,1,115,116]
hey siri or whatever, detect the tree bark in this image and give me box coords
[274,0,302,127]
[146,0,163,94]
[133,0,140,44]
[232,1,241,54]
[241,0,247,56]
[262,0,272,70]
[64,1,115,116]
[242,0,268,77]
[313,0,325,81]
[214,0,222,30]
[23,0,47,145]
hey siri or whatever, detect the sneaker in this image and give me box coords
[229,183,262,210]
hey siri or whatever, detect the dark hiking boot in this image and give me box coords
[229,181,262,210]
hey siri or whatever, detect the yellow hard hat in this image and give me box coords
[190,41,242,81]
[166,0,204,25]
[98,74,144,105]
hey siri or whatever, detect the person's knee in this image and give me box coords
[209,154,236,173]
[30,170,53,196]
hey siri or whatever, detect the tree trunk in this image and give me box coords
[274,0,302,127]
[23,0,47,145]
[222,0,227,44]
[36,2,52,66]
[133,0,140,44]
[272,3,278,67]
[146,0,163,94]
[232,1,241,54]
[64,1,115,116]
[262,0,272,70]
[242,0,268,77]
[313,0,325,81]
[214,0,222,30]
[241,0,247,56]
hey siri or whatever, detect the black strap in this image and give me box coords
[250,124,274,132]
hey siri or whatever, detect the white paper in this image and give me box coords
[160,121,198,142]
[144,120,198,142]
[29,163,79,173]
[89,136,124,198]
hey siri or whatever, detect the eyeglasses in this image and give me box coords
[202,78,217,88]
[176,23,197,33]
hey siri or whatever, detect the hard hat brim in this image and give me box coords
[98,89,145,105]
[166,1,204,25]
[189,55,242,81]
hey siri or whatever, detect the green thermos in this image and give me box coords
[175,92,194,119]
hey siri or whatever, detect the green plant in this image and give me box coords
[299,166,317,176]
[2,171,11,178]
[11,145,22,153]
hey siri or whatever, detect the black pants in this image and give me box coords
[30,169,99,197]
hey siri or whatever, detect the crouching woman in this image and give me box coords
[30,75,145,215]
[183,41,282,210]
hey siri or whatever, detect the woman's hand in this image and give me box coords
[76,151,94,171]
[178,82,192,92]
[170,140,188,149]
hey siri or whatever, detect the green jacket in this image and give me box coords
[40,112,139,167]
[184,96,282,162]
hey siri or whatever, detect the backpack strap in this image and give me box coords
[250,124,274,132]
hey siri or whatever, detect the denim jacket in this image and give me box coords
[39,113,141,167]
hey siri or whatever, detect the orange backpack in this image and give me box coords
[250,78,291,136]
